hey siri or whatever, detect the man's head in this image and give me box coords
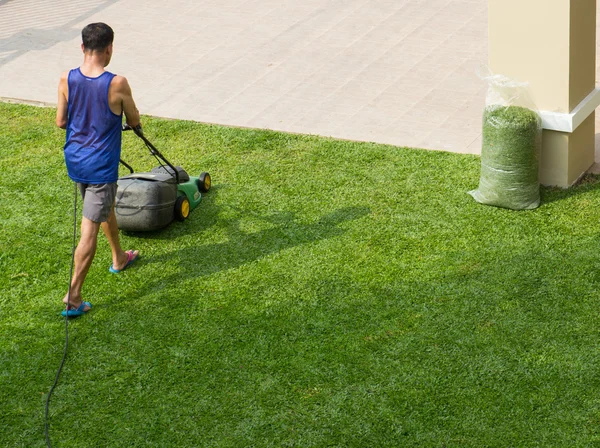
[82,23,114,53]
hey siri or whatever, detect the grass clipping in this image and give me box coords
[469,105,541,210]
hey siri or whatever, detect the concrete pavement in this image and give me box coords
[0,0,597,158]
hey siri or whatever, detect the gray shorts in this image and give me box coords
[77,183,117,223]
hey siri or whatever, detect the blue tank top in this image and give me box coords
[64,68,122,183]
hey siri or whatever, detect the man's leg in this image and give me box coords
[63,216,100,310]
[102,205,139,270]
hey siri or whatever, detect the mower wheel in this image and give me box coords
[198,172,211,193]
[174,196,190,222]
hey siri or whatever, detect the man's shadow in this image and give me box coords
[134,204,371,299]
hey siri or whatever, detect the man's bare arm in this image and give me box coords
[110,75,140,127]
[56,72,69,129]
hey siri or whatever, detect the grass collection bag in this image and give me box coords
[469,74,542,210]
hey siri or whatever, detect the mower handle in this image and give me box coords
[119,158,134,174]
[121,123,180,183]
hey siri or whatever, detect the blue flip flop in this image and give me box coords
[61,301,92,318]
[109,250,139,274]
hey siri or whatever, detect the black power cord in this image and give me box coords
[44,182,78,447]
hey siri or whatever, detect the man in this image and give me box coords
[56,23,140,317]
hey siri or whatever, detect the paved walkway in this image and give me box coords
[0,0,597,158]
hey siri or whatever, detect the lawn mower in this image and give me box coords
[114,124,211,231]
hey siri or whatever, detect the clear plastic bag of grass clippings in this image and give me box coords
[469,74,542,210]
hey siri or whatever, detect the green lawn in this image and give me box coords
[1,102,600,447]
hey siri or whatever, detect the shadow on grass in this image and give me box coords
[136,205,371,294]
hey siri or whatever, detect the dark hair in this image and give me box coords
[82,23,114,51]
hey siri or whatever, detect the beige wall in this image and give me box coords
[489,0,596,113]
[489,0,597,187]
[540,113,595,186]
[568,112,595,182]
[569,0,596,110]
[489,0,570,112]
